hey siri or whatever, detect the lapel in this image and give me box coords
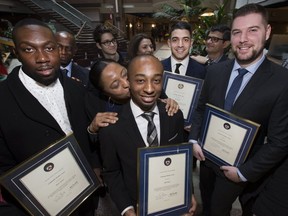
[233,58,273,112]
[7,67,64,133]
[120,103,146,148]
[158,102,170,144]
[163,57,172,72]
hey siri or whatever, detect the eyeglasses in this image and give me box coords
[206,36,224,43]
[100,39,117,46]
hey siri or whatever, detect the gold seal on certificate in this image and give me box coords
[137,143,193,216]
[162,71,203,126]
[0,134,100,216]
[199,104,260,166]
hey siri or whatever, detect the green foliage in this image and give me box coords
[153,0,232,55]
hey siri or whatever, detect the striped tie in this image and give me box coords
[141,112,159,147]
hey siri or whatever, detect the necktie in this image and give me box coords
[62,68,69,77]
[141,112,159,147]
[224,68,249,111]
[174,63,182,74]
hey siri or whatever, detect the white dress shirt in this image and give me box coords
[19,68,72,135]
[170,56,190,76]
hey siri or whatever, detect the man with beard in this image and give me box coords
[189,4,288,216]
[191,24,231,66]
[0,18,99,215]
[55,31,89,86]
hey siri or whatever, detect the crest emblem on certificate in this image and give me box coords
[178,83,184,89]
[164,157,172,166]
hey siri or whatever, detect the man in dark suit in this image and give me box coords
[99,55,197,216]
[189,4,288,216]
[161,21,206,79]
[0,18,98,216]
[55,31,89,86]
[191,24,231,65]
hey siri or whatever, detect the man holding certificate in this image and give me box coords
[0,19,99,215]
[99,55,197,216]
[189,4,288,216]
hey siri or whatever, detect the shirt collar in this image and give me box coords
[130,99,159,118]
[171,55,190,69]
[232,52,266,74]
[18,67,58,89]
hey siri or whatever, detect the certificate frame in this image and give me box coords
[162,71,204,126]
[199,104,260,167]
[137,143,193,216]
[0,134,99,216]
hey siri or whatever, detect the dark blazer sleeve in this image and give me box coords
[71,63,90,86]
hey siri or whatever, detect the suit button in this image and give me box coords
[45,130,50,136]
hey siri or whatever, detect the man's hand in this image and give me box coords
[182,194,197,216]
[220,166,241,183]
[89,112,118,133]
[193,143,205,161]
[159,98,179,116]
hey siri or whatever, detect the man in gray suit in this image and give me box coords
[189,4,288,216]
[99,55,197,216]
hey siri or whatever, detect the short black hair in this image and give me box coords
[233,3,269,25]
[128,33,156,59]
[208,24,231,41]
[12,18,52,46]
[89,59,117,91]
[93,24,116,44]
[169,21,192,38]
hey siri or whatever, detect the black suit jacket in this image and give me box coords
[0,67,99,214]
[161,56,206,79]
[189,58,288,201]
[71,62,89,86]
[99,101,184,212]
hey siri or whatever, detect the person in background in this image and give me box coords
[161,21,206,79]
[0,18,99,215]
[93,24,127,67]
[55,31,89,86]
[189,4,288,216]
[98,55,197,216]
[191,24,231,65]
[127,33,156,60]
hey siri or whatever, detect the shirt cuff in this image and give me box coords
[189,139,198,144]
[121,206,134,216]
[237,169,247,182]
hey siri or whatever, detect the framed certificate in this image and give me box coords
[0,134,99,216]
[199,104,260,167]
[137,143,193,216]
[162,71,204,126]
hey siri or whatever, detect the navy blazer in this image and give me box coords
[189,58,288,203]
[99,101,184,212]
[71,62,89,86]
[161,56,206,79]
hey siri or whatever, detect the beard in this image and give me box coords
[233,47,264,66]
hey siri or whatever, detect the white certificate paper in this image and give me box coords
[20,148,90,216]
[203,115,247,165]
[147,154,186,214]
[165,78,196,119]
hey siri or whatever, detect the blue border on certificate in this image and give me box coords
[162,71,203,126]
[137,143,193,216]
[199,104,260,167]
[0,134,99,216]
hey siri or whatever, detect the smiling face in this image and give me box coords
[137,38,154,55]
[128,55,163,111]
[168,29,193,61]
[100,62,130,103]
[205,31,230,58]
[231,13,271,67]
[13,24,60,86]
